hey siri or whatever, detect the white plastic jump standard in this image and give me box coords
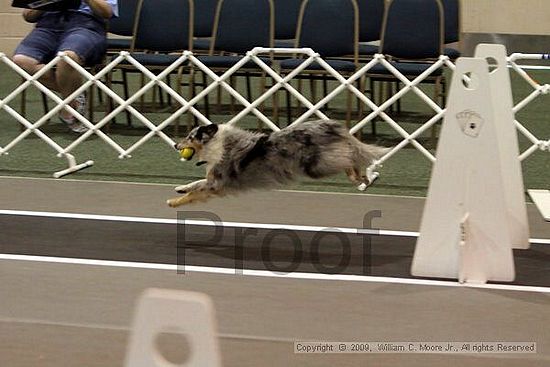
[125,288,222,367]
[474,44,530,249]
[412,57,518,284]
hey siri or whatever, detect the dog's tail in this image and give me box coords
[356,142,391,164]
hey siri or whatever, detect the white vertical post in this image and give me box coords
[411,57,516,284]
[474,44,530,249]
[125,289,222,367]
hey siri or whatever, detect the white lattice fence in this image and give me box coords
[507,53,550,160]
[0,48,548,182]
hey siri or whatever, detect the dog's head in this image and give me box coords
[174,124,219,161]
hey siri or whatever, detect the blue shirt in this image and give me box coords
[77,0,119,18]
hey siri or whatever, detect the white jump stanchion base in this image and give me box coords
[528,189,550,221]
[53,153,94,178]
[411,55,517,284]
[125,288,222,367]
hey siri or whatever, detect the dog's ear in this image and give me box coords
[197,124,219,141]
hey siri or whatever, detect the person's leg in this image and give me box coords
[12,23,61,92]
[56,15,107,131]
[56,51,84,97]
[14,29,87,131]
[12,54,59,91]
[55,50,85,121]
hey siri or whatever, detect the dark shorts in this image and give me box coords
[14,12,107,66]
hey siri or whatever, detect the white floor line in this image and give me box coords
[0,209,418,237]
[1,209,549,244]
[1,175,418,199]
[1,254,549,294]
[0,316,296,343]
[0,175,180,188]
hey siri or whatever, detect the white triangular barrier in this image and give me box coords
[125,288,222,367]
[411,55,519,284]
[474,44,530,249]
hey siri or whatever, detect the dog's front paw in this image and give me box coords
[166,198,180,208]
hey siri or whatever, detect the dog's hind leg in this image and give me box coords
[175,179,207,193]
[346,167,371,191]
[345,168,362,185]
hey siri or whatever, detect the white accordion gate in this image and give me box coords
[0,47,548,181]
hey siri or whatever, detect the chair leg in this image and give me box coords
[166,73,172,107]
[297,78,303,118]
[156,83,164,109]
[229,75,236,115]
[122,69,131,126]
[371,79,377,136]
[384,82,393,114]
[19,83,26,132]
[188,68,196,131]
[139,72,145,118]
[41,92,49,119]
[272,75,279,125]
[381,81,388,113]
[97,82,104,105]
[345,88,352,129]
[356,76,364,120]
[430,77,442,147]
[246,74,252,102]
[105,71,114,132]
[174,68,184,137]
[395,81,401,113]
[202,71,210,119]
[89,85,94,125]
[216,74,222,115]
[258,72,266,130]
[285,78,292,126]
[95,65,104,106]
[310,78,316,104]
[323,78,328,110]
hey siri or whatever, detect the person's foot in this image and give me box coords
[59,93,88,133]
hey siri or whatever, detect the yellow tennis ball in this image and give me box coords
[179,147,195,160]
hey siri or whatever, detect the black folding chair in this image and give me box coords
[279,0,359,125]
[106,0,194,133]
[273,0,302,48]
[194,0,275,121]
[357,0,385,58]
[366,0,445,136]
[442,0,461,59]
[192,0,218,52]
[106,0,139,53]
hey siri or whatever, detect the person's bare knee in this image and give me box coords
[57,51,83,77]
[59,50,83,65]
[12,54,39,73]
